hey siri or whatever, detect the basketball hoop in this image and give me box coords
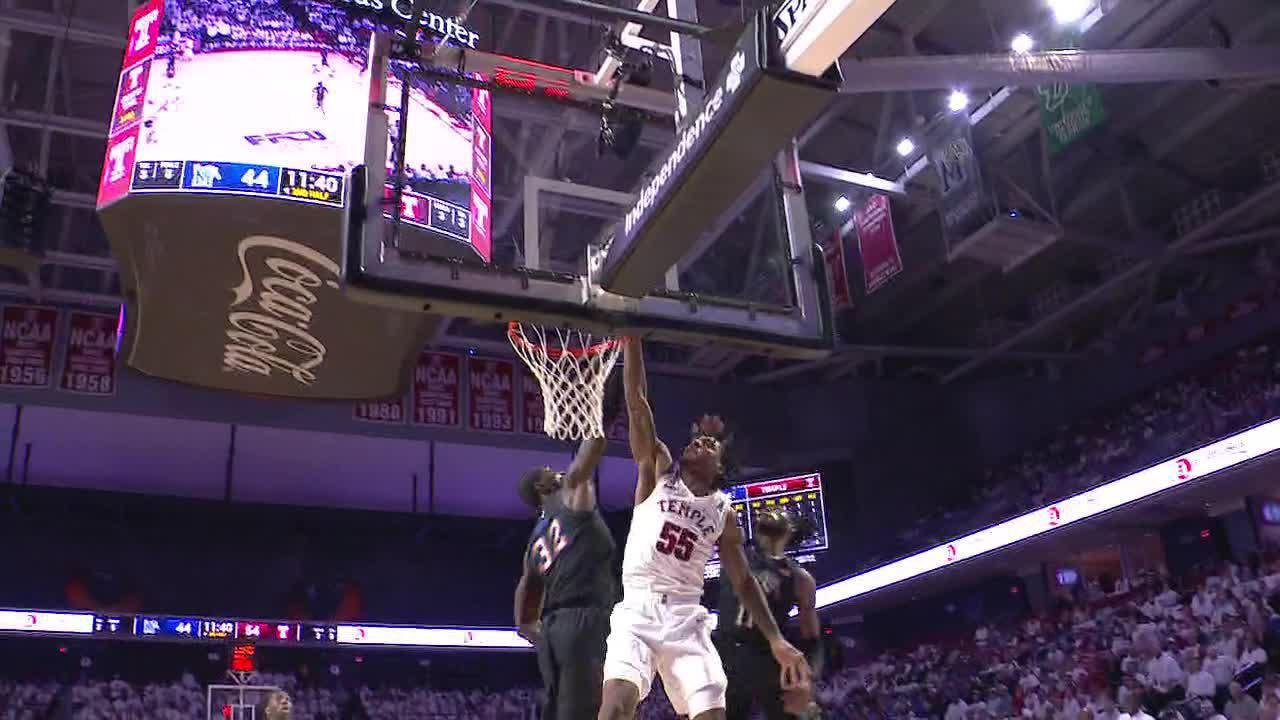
[508,321,625,440]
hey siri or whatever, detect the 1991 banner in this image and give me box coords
[412,351,460,427]
[0,305,58,389]
[60,311,118,396]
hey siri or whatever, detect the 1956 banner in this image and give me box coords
[0,305,59,389]
[468,358,514,433]
[520,368,544,435]
[60,311,119,396]
[412,351,460,427]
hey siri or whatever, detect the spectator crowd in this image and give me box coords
[875,334,1280,571]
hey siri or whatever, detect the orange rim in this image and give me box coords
[508,321,626,359]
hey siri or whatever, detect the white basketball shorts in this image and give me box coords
[602,587,728,718]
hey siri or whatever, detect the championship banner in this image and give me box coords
[468,358,515,433]
[926,113,994,248]
[411,351,460,427]
[0,305,58,389]
[60,311,119,396]
[1037,83,1107,155]
[822,229,852,311]
[1036,32,1107,155]
[520,368,544,435]
[854,193,902,294]
[607,409,628,444]
[353,396,406,424]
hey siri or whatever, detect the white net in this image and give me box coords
[508,322,624,440]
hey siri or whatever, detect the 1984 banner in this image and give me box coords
[61,311,118,396]
[468,358,514,433]
[412,351,460,427]
[0,305,59,389]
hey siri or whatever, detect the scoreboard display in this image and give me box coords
[707,472,829,578]
[101,0,492,262]
[730,472,829,554]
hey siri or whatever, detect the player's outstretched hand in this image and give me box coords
[770,637,810,690]
[518,621,543,646]
[692,414,725,437]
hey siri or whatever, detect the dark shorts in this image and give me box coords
[537,606,610,720]
[714,633,794,720]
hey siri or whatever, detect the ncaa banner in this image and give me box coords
[854,194,902,294]
[60,311,119,396]
[0,305,59,389]
[520,367,545,435]
[607,410,628,444]
[822,229,852,311]
[353,396,406,424]
[467,357,515,433]
[411,351,461,427]
[926,113,993,249]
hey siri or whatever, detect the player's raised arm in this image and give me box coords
[563,436,606,510]
[718,508,810,687]
[513,563,545,645]
[623,338,671,504]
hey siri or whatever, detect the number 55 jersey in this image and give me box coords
[620,475,731,598]
[605,475,733,718]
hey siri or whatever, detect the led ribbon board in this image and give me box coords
[0,609,531,650]
[812,417,1280,609]
[597,9,840,298]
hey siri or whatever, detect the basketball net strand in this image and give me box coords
[509,322,624,441]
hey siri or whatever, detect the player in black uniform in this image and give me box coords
[514,435,616,720]
[715,509,823,720]
[314,81,328,113]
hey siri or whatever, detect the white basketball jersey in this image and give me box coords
[621,475,731,597]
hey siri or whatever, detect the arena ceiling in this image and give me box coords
[0,0,1278,385]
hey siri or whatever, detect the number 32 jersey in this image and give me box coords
[621,475,731,597]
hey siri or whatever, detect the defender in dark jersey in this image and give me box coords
[715,509,822,720]
[514,436,616,720]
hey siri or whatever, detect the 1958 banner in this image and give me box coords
[411,351,460,427]
[468,358,514,433]
[520,368,544,435]
[60,311,119,396]
[0,305,59,389]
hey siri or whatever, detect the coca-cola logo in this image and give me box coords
[222,235,341,386]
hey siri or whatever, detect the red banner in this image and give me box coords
[353,397,406,424]
[606,409,628,444]
[823,228,852,311]
[855,194,902,294]
[60,311,118,396]
[0,305,58,389]
[411,352,460,427]
[468,357,515,433]
[520,368,545,435]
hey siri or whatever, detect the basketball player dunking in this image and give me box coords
[598,338,808,720]
[716,510,823,720]
[514,434,615,720]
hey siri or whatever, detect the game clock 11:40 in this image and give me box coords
[280,168,344,206]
